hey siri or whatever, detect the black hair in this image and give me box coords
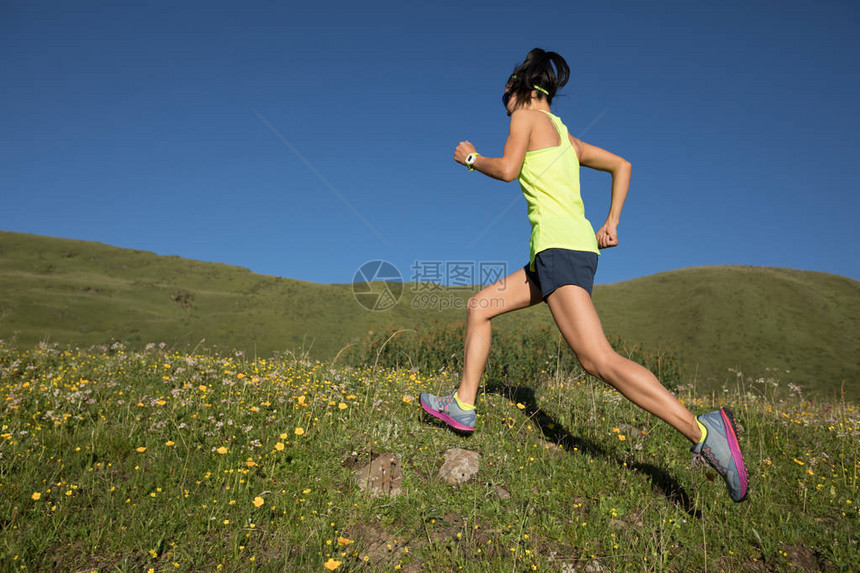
[506,48,570,109]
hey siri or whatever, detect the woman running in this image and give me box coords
[420,48,748,502]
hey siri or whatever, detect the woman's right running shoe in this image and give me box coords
[691,407,749,502]
[419,392,476,432]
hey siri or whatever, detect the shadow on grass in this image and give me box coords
[485,381,702,518]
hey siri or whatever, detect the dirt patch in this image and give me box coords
[343,513,508,569]
[782,544,823,572]
[345,521,414,569]
[352,452,402,497]
[341,449,374,470]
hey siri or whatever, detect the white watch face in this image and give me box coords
[466,153,476,165]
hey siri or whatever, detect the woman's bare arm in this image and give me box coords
[454,110,532,182]
[570,134,632,248]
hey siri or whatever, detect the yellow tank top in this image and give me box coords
[519,110,599,271]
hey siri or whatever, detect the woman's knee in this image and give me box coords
[466,295,501,321]
[578,349,617,379]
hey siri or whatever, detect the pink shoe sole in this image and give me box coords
[720,408,749,499]
[420,400,474,432]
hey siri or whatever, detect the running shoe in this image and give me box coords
[419,392,476,432]
[691,407,749,502]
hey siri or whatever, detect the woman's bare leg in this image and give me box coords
[545,284,701,443]
[456,267,543,405]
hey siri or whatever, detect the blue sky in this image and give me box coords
[2,0,858,286]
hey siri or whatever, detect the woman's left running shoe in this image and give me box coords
[691,407,749,502]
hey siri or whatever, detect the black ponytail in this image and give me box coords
[506,48,570,108]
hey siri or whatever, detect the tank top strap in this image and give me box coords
[538,110,569,148]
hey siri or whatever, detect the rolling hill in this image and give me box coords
[1,230,857,400]
[592,266,860,400]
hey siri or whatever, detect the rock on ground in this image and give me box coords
[494,485,511,500]
[438,448,480,485]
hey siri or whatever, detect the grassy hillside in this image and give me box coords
[1,343,858,571]
[592,266,860,401]
[0,231,469,358]
[1,231,857,400]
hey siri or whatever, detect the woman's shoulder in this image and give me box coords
[511,108,555,117]
[510,108,557,127]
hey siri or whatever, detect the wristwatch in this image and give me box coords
[465,152,480,171]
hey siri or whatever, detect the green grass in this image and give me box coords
[0,230,445,359]
[1,341,857,572]
[592,266,860,401]
[343,321,686,391]
[1,230,858,401]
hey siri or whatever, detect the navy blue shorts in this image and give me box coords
[523,248,599,300]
